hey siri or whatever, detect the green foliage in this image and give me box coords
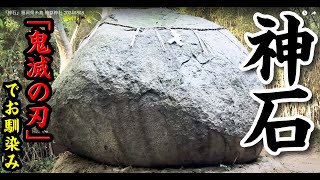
[0,18,4,28]
[3,17,20,32]
[18,158,55,173]
[0,134,2,154]
[0,157,55,173]
[59,7,100,35]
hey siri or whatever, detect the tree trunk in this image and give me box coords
[50,13,73,73]
[70,16,85,52]
[77,7,112,51]
[70,23,80,52]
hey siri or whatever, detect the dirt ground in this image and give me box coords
[51,145,320,173]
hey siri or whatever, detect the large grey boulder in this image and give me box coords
[50,8,263,167]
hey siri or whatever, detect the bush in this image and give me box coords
[0,134,2,155]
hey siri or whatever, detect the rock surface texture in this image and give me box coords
[50,8,263,167]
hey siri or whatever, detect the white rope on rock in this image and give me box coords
[192,30,205,52]
[130,27,140,48]
[155,29,166,52]
[128,26,215,54]
[202,38,213,54]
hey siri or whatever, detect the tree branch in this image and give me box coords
[70,16,84,52]
[50,13,73,73]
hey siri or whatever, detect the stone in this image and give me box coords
[49,8,263,167]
